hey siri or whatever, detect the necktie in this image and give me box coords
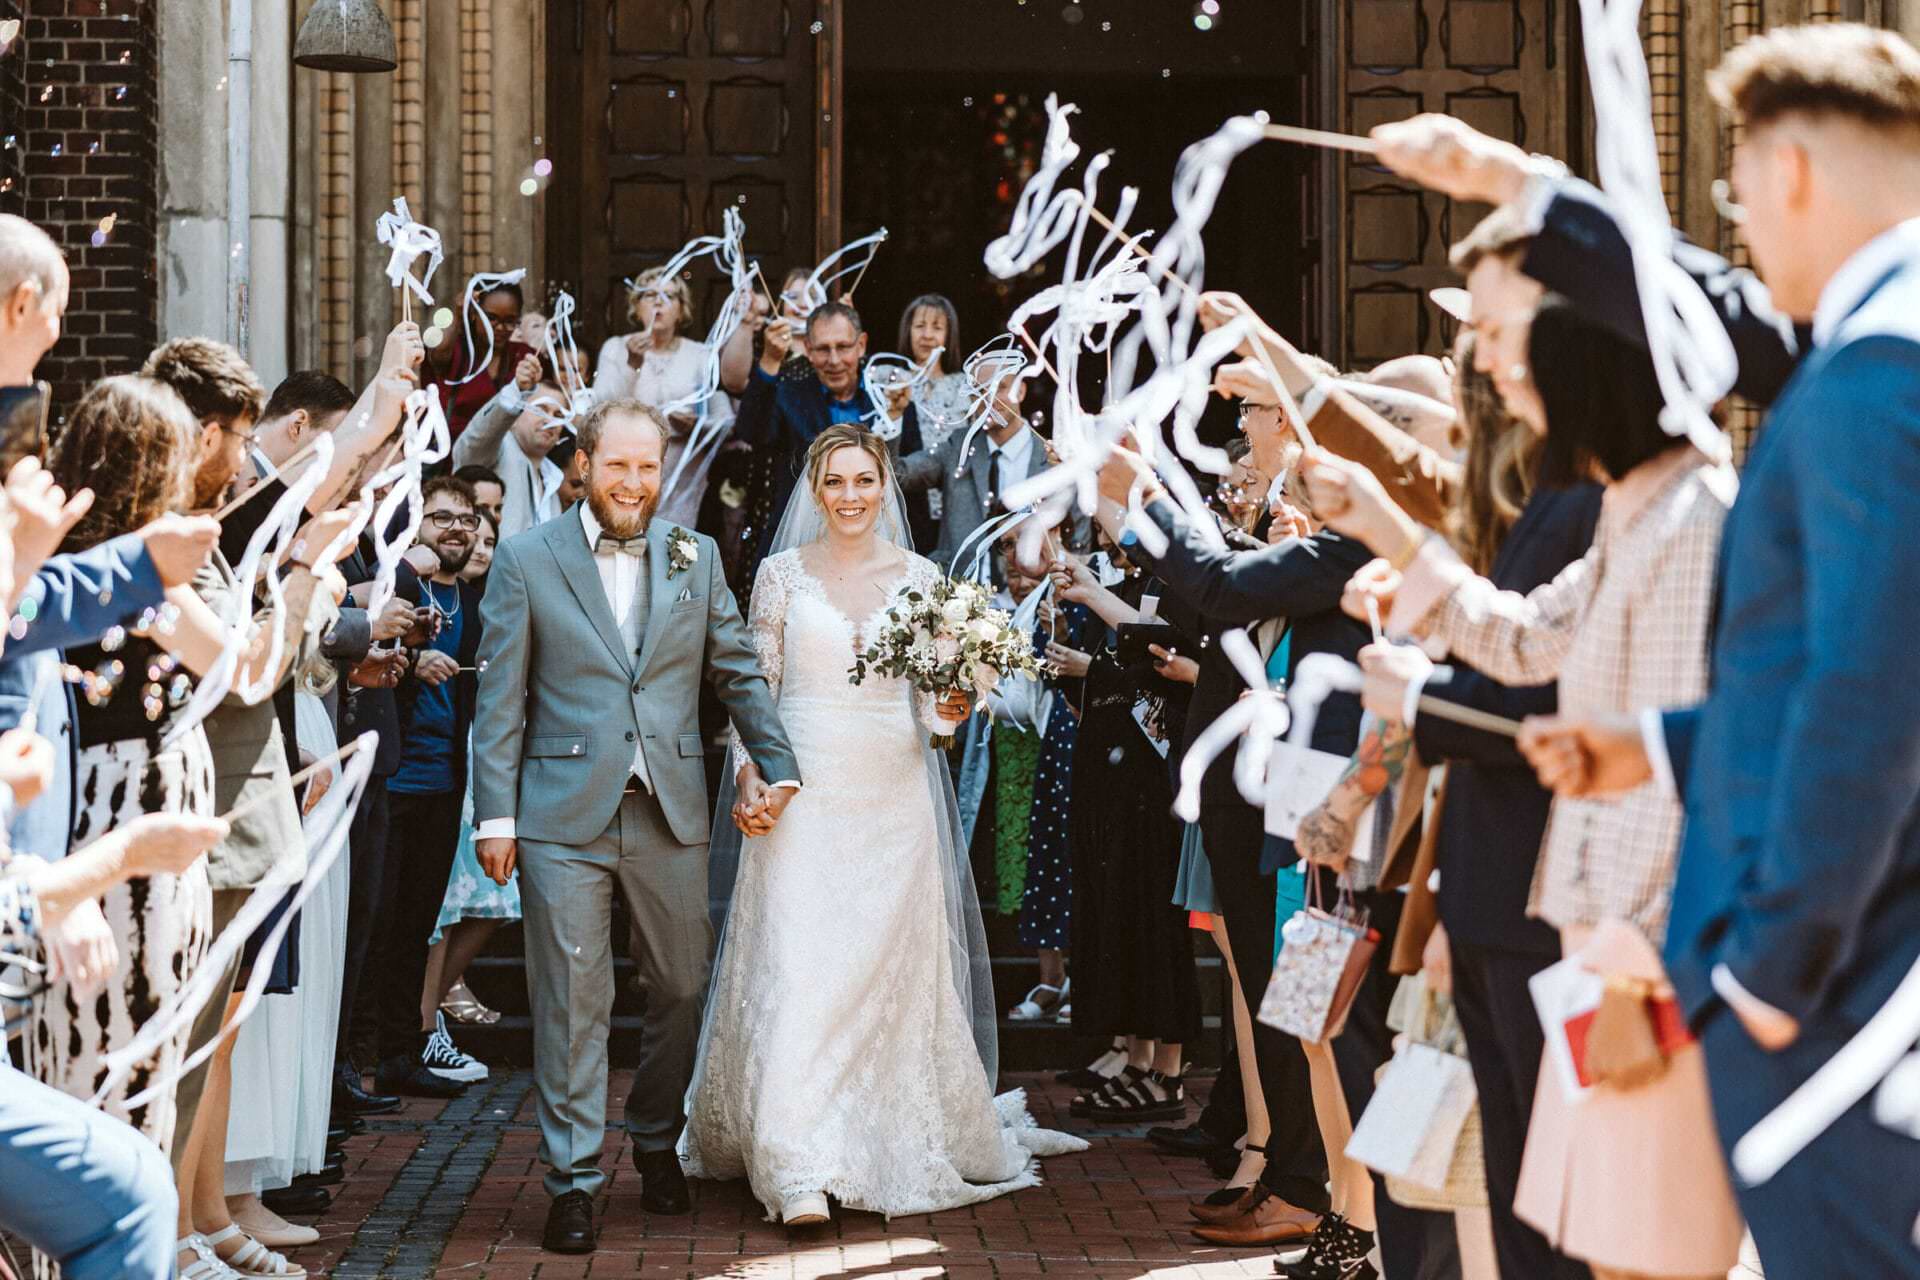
[596,533,645,555]
[990,448,1008,513]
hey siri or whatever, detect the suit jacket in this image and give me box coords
[896,423,1056,572]
[472,508,798,848]
[0,536,166,858]
[1524,176,1807,407]
[1413,482,1603,954]
[1664,242,1920,1028]
[1132,500,1373,869]
[733,361,928,564]
[337,539,408,777]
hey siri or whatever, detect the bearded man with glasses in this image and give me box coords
[370,474,492,1096]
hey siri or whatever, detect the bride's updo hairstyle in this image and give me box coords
[804,422,895,501]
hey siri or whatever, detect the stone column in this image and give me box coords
[157,0,229,347]
[352,65,394,390]
[249,0,292,387]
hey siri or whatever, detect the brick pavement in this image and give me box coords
[281,1069,1306,1280]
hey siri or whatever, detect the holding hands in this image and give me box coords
[732,765,795,837]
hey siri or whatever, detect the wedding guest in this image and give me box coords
[454,463,505,527]
[1316,295,1741,1280]
[374,476,489,1095]
[424,511,520,1030]
[1003,542,1088,1024]
[1053,536,1201,1121]
[592,266,735,527]
[0,217,215,874]
[1362,308,1602,1280]
[435,276,531,436]
[898,293,970,455]
[452,353,570,538]
[733,300,928,575]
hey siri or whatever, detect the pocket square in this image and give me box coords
[676,586,694,603]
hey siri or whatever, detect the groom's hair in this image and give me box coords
[574,398,670,462]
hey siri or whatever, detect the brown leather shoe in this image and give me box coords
[1190,1183,1263,1225]
[1190,1185,1322,1245]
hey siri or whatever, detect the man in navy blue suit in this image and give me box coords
[1414,25,1920,1276]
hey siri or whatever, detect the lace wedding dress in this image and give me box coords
[680,548,1086,1218]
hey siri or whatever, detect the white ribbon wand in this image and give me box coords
[800,227,889,313]
[360,388,451,619]
[1174,628,1292,821]
[374,196,444,325]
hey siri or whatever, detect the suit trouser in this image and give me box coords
[1451,939,1593,1280]
[335,774,392,1070]
[378,786,465,1060]
[1200,803,1328,1212]
[519,787,712,1198]
[1323,884,1461,1280]
[1701,1006,1920,1280]
[0,1063,178,1280]
[169,886,248,1179]
[1196,1033,1245,1144]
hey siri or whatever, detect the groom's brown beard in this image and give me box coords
[586,485,655,539]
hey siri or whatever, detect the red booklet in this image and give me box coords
[1562,994,1695,1090]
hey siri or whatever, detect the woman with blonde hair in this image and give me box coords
[593,265,734,526]
[681,423,1085,1226]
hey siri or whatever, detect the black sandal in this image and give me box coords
[1087,1067,1186,1122]
[1070,1064,1144,1117]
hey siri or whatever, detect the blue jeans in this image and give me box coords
[0,1062,177,1280]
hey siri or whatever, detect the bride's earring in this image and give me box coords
[1508,363,1529,383]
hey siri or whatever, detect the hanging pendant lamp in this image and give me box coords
[293,0,397,74]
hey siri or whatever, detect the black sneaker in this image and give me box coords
[421,1013,489,1083]
[1275,1212,1378,1279]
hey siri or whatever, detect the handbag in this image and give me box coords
[1347,976,1488,1210]
[1257,870,1377,1044]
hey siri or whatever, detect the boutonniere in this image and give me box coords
[665,528,699,580]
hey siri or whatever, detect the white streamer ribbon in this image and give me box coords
[362,389,451,619]
[1579,0,1734,462]
[449,268,529,386]
[1173,628,1293,821]
[163,435,336,752]
[374,196,444,308]
[800,227,889,313]
[94,736,376,1109]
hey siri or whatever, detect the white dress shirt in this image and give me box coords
[452,383,567,539]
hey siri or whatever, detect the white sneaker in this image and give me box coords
[781,1191,831,1226]
[422,1012,488,1083]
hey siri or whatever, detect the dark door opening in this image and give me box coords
[841,1,1316,441]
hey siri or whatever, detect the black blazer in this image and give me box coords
[733,360,930,562]
[1523,176,1807,408]
[1131,500,1373,870]
[1412,482,1603,954]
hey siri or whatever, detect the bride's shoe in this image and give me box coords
[781,1191,831,1226]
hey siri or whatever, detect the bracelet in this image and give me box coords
[1387,528,1430,574]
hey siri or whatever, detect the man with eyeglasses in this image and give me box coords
[733,298,931,576]
[374,473,491,1097]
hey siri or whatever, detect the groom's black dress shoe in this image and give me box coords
[634,1148,691,1215]
[543,1190,597,1253]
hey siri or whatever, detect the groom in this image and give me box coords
[472,399,800,1253]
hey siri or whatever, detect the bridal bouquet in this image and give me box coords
[849,574,1048,740]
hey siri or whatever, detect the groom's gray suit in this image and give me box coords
[474,505,797,1197]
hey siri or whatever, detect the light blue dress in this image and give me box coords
[432,736,521,942]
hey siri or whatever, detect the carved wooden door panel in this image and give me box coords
[547,0,828,339]
[1319,0,1573,366]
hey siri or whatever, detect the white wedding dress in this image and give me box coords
[679,547,1086,1219]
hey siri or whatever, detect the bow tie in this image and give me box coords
[595,533,646,556]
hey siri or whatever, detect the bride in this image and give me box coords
[680,423,1085,1225]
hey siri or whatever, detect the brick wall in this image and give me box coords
[0,0,158,419]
